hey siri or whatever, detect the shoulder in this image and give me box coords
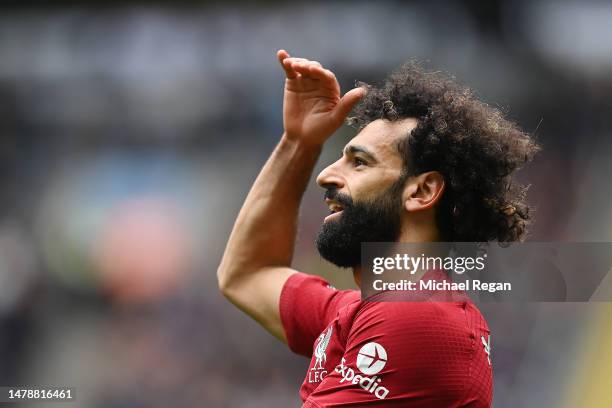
[279,272,361,356]
[345,300,482,368]
[350,300,473,338]
[281,272,360,306]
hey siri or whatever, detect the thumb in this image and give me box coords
[334,87,365,121]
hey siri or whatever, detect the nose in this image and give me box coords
[316,159,344,190]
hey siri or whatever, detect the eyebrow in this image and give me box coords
[344,145,378,163]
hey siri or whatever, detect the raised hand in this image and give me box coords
[277,50,364,148]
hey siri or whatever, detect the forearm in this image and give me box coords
[217,51,362,340]
[218,133,321,289]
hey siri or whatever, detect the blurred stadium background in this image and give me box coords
[1,1,611,407]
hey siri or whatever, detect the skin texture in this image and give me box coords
[317,118,445,285]
[317,119,410,207]
[217,51,444,343]
[316,117,445,241]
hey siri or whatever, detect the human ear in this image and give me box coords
[403,171,445,212]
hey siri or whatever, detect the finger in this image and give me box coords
[277,50,298,79]
[308,65,338,87]
[285,58,323,80]
[291,60,324,79]
[334,87,366,121]
[284,57,321,67]
[283,60,299,79]
[277,49,290,60]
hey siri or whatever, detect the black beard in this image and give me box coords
[315,181,404,268]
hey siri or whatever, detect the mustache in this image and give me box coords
[324,188,353,208]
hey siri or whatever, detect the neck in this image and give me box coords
[352,225,440,289]
[352,267,362,288]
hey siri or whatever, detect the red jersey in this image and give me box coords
[279,271,493,407]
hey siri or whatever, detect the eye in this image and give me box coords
[353,157,367,167]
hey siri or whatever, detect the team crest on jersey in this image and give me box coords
[309,327,333,383]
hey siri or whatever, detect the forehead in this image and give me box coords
[347,118,418,163]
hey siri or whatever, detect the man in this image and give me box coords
[218,50,538,407]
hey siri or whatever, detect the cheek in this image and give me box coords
[348,170,400,202]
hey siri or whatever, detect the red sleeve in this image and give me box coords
[279,272,360,357]
[304,301,492,407]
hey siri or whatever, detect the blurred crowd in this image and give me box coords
[1,1,611,407]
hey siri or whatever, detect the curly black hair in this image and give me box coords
[349,61,540,243]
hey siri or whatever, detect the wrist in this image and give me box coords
[280,132,324,154]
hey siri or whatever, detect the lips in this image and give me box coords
[328,202,344,214]
[324,199,345,222]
